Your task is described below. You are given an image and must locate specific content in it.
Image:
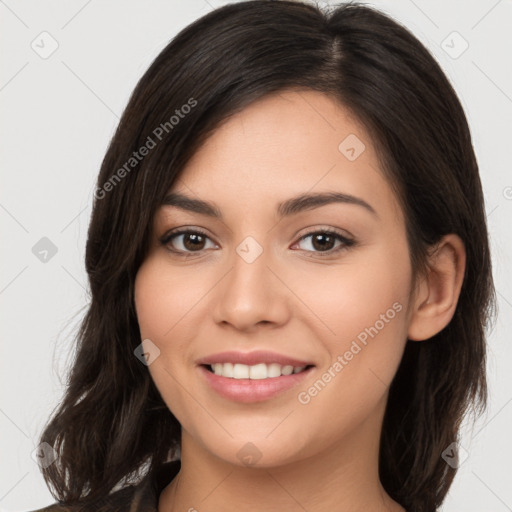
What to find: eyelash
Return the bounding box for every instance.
[159,227,356,258]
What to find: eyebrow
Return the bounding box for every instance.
[160,191,378,219]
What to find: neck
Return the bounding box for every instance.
[158,398,405,512]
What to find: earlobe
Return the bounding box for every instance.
[407,234,466,341]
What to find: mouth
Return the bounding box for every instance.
[201,362,315,380]
[198,363,316,403]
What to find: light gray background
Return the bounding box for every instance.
[1,0,511,510]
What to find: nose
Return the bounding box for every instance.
[212,241,291,333]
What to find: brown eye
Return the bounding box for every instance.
[160,229,216,255]
[294,230,355,257]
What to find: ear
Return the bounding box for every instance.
[408,234,466,341]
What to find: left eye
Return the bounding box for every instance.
[160,229,354,257]
[294,230,354,255]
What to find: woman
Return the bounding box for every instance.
[30,1,496,511]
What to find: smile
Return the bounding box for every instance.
[206,362,312,379]
[199,364,315,403]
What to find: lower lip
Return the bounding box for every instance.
[198,365,314,403]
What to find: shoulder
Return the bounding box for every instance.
[26,505,69,512]
[25,484,140,512]
[26,460,181,512]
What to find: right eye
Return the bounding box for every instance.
[159,228,218,256]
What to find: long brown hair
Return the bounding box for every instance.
[38,1,496,510]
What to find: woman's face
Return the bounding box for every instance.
[134,89,415,468]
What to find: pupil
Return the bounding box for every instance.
[184,234,204,251]
[313,234,333,251]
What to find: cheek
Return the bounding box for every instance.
[135,257,202,342]
[134,257,192,390]
[134,257,195,418]
[293,238,411,391]
[134,260,166,338]
[134,256,219,388]
[291,247,411,436]
[355,250,411,372]
[292,240,411,343]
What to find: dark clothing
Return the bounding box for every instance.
[28,460,181,512]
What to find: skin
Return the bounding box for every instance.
[134,89,466,512]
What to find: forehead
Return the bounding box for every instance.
[166,89,403,224]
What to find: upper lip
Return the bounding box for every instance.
[196,350,315,368]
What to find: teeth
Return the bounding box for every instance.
[210,362,307,379]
